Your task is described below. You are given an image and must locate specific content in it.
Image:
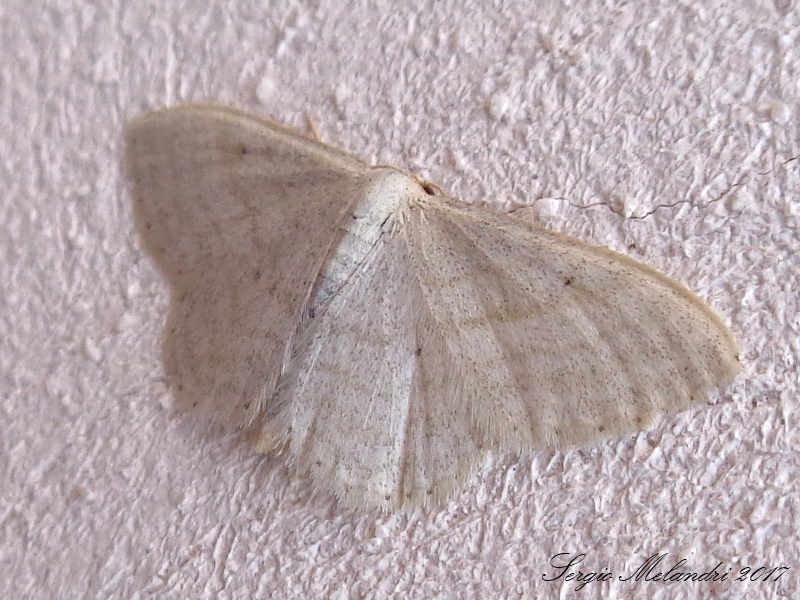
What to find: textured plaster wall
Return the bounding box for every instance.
[2,1,799,598]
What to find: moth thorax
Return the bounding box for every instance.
[309,168,422,314]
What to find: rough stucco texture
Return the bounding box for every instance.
[2,0,799,598]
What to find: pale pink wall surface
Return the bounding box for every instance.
[2,1,798,598]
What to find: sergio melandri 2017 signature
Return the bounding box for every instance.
[543,552,790,591]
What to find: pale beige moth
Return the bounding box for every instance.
[125,105,740,511]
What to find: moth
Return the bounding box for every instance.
[125,104,740,511]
